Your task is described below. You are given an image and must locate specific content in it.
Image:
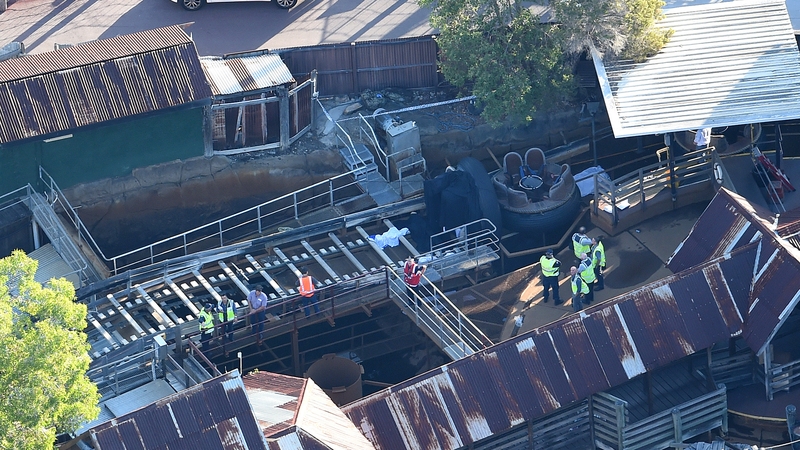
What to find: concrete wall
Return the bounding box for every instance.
[0,107,204,194]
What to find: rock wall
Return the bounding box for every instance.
[67,149,343,256]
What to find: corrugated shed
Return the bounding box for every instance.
[342,251,754,450]
[0,25,211,145]
[671,187,800,354]
[89,371,268,450]
[594,0,800,138]
[243,372,374,450]
[668,188,773,272]
[201,54,295,96]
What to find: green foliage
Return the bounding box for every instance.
[619,0,673,62]
[422,0,670,124]
[0,251,99,450]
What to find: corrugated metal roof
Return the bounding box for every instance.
[594,0,800,138]
[0,25,212,145]
[201,54,295,96]
[243,372,374,450]
[668,188,774,272]
[89,371,269,450]
[669,186,800,356]
[342,251,755,450]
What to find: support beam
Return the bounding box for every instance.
[356,226,397,268]
[244,255,288,297]
[301,240,341,282]
[328,232,368,274]
[165,278,201,317]
[273,247,302,277]
[135,286,175,328]
[106,294,147,337]
[192,270,222,303]
[88,315,119,349]
[218,261,253,297]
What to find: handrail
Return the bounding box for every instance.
[386,267,492,358]
[358,113,390,179]
[316,98,372,173]
[592,148,717,225]
[421,218,499,276]
[39,166,369,275]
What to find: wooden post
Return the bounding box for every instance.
[615,400,626,449]
[706,347,716,390]
[645,372,654,415]
[0,0,6,13]
[667,133,678,203]
[719,384,728,435]
[292,328,301,377]
[671,408,682,446]
[203,104,214,158]
[588,396,597,450]
[278,86,290,152]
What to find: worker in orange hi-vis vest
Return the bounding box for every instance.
[297,268,321,318]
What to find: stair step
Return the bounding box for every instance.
[357,171,401,205]
[340,144,375,171]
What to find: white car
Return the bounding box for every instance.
[173,0,297,11]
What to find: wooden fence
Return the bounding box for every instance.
[592,385,728,450]
[472,400,592,449]
[275,36,439,96]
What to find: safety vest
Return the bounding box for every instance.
[199,310,214,333]
[573,233,591,258]
[571,273,589,295]
[593,241,606,267]
[580,259,596,284]
[299,276,315,298]
[218,301,235,322]
[540,255,559,277]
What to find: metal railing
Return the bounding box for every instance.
[358,113,390,179]
[759,358,800,400]
[422,218,500,277]
[386,268,492,359]
[593,384,727,450]
[39,166,368,276]
[316,99,374,174]
[593,149,716,227]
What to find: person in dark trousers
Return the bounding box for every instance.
[572,226,592,259]
[570,266,588,313]
[579,252,596,304]
[403,256,426,298]
[247,285,268,343]
[198,303,215,351]
[297,268,320,317]
[539,249,561,304]
[591,236,606,291]
[217,294,236,342]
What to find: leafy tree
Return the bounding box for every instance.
[421,0,671,124]
[0,251,99,450]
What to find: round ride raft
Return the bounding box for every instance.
[491,148,581,233]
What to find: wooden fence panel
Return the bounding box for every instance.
[277,36,438,96]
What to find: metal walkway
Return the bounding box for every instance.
[79,206,499,398]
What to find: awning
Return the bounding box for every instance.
[594,0,800,138]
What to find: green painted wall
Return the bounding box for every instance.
[0,107,205,194]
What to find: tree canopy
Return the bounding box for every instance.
[0,250,99,450]
[420,0,671,125]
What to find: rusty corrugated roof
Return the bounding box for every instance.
[342,248,756,450]
[668,188,775,272]
[243,372,374,450]
[201,54,295,96]
[89,371,269,450]
[0,25,212,145]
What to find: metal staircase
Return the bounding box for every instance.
[386,269,492,359]
[6,182,104,285]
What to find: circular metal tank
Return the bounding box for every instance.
[306,354,363,406]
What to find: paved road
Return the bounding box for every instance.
[0,0,435,56]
